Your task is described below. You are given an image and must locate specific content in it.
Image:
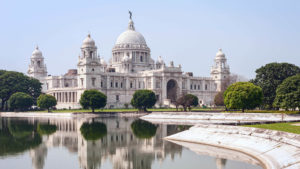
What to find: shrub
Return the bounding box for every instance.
[224,82,263,112]
[80,90,107,113]
[8,92,33,111]
[37,94,57,112]
[131,90,156,112]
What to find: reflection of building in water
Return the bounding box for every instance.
[30,142,47,169]
[216,158,227,169]
[18,117,182,169]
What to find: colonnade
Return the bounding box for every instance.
[52,92,77,103]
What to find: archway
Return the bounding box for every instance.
[167,79,178,103]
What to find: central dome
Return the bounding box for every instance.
[115,30,146,45]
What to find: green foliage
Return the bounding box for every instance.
[214,91,224,106]
[244,123,300,135]
[131,119,157,139]
[224,82,263,112]
[273,74,300,110]
[80,122,107,141]
[0,70,42,110]
[130,90,156,112]
[251,63,300,109]
[8,92,33,111]
[37,124,57,135]
[176,94,199,111]
[0,120,41,157]
[80,90,107,113]
[37,94,57,112]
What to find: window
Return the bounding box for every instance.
[90,51,93,57]
[116,95,119,101]
[194,85,196,90]
[138,82,141,88]
[101,81,103,87]
[190,85,193,90]
[37,61,41,67]
[92,78,96,86]
[111,82,113,88]
[156,95,159,101]
[205,84,208,90]
[115,82,118,88]
[92,68,94,72]
[156,82,160,88]
[121,82,123,88]
[198,85,200,90]
[130,82,133,88]
[81,78,84,86]
[140,56,143,62]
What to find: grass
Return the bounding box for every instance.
[225,110,299,114]
[244,122,300,134]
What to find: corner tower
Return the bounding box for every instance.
[110,11,154,73]
[27,46,47,80]
[211,49,230,91]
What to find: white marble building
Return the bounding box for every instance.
[27,13,230,109]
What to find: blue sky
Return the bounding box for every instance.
[0,0,299,79]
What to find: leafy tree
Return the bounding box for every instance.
[176,94,198,111]
[131,119,157,139]
[131,90,156,112]
[224,82,263,112]
[80,122,107,141]
[37,94,57,112]
[37,124,57,135]
[251,63,300,109]
[0,70,42,110]
[273,74,300,110]
[80,89,107,113]
[214,91,224,106]
[8,92,33,111]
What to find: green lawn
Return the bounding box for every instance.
[225,110,299,114]
[244,123,300,134]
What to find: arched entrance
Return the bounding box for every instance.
[167,79,178,103]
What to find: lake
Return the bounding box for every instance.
[0,116,263,169]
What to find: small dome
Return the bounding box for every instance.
[82,34,95,48]
[31,46,43,58]
[216,48,225,58]
[100,58,107,65]
[157,56,164,64]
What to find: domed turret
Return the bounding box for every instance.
[31,46,43,58]
[82,34,95,48]
[215,48,225,58]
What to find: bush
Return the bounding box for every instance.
[131,120,157,139]
[80,90,107,113]
[8,92,33,111]
[37,94,57,112]
[131,90,156,112]
[224,82,263,112]
[176,94,198,111]
[273,74,300,110]
[80,122,107,141]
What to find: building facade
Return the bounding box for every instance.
[27,14,230,109]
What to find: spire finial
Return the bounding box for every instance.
[36,45,39,50]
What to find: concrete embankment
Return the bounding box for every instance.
[141,112,300,125]
[165,124,300,169]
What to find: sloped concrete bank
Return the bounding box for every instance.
[141,112,300,125]
[165,124,300,169]
[0,112,98,118]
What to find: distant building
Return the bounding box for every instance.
[28,13,230,109]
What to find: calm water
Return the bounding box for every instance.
[0,116,263,169]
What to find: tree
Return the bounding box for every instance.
[273,74,300,110]
[224,82,263,112]
[8,92,33,111]
[80,90,107,113]
[131,90,156,112]
[251,63,300,109]
[80,122,107,141]
[131,120,157,139]
[214,91,224,106]
[37,94,57,112]
[176,94,198,111]
[0,70,42,110]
